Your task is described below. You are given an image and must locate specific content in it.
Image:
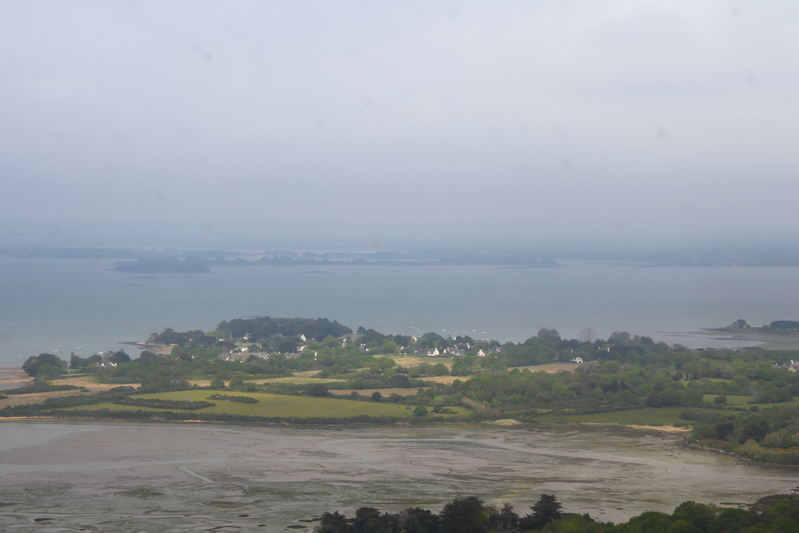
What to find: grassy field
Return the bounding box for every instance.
[63,390,469,418]
[703,393,753,405]
[52,375,137,391]
[703,394,799,409]
[391,355,453,368]
[420,376,463,384]
[0,389,87,408]
[513,363,578,373]
[247,375,344,385]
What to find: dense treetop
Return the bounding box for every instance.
[316,493,799,533]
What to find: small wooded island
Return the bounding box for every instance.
[713,318,799,341]
[113,257,211,273]
[5,316,799,468]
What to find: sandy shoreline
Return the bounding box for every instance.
[701,328,799,349]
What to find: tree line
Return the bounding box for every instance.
[314,493,799,533]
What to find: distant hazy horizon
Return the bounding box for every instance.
[3,224,799,269]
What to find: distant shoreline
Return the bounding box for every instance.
[704,327,799,348]
[0,368,30,391]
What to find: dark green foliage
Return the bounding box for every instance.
[519,494,564,531]
[671,501,715,532]
[690,404,799,464]
[315,493,799,533]
[22,353,66,377]
[318,511,350,533]
[0,386,136,412]
[217,316,352,342]
[110,350,131,364]
[148,328,208,346]
[207,394,258,404]
[70,352,102,370]
[113,398,214,410]
[487,503,519,531]
[439,496,489,533]
[5,380,79,395]
[770,321,799,331]
[306,384,330,397]
[278,336,302,354]
[351,507,397,532]
[752,384,793,403]
[399,508,439,533]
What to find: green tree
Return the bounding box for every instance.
[626,511,673,532]
[520,494,564,531]
[664,519,702,533]
[227,376,245,390]
[110,350,131,364]
[352,507,396,533]
[414,406,428,416]
[399,507,439,533]
[307,383,330,397]
[371,391,382,402]
[439,496,489,533]
[487,503,519,531]
[671,501,716,532]
[278,336,301,354]
[318,511,351,533]
[537,328,562,348]
[22,353,65,377]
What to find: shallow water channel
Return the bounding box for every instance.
[0,422,798,532]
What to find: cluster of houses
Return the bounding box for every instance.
[426,347,466,357]
[218,332,591,366]
[775,360,799,372]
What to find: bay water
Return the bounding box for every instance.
[2,256,799,367]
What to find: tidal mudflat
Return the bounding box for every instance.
[0,422,797,532]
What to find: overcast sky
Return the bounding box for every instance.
[1,1,798,250]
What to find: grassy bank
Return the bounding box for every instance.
[62,389,468,419]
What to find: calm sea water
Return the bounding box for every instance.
[2,256,799,367]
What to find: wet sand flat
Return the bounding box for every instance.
[0,368,29,392]
[0,422,798,531]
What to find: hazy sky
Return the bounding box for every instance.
[1,1,798,249]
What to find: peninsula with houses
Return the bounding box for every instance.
[3,316,799,467]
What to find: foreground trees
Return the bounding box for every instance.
[316,493,799,532]
[439,497,489,533]
[518,494,564,531]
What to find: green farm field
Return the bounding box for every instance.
[703,393,753,405]
[703,394,799,408]
[64,390,469,419]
